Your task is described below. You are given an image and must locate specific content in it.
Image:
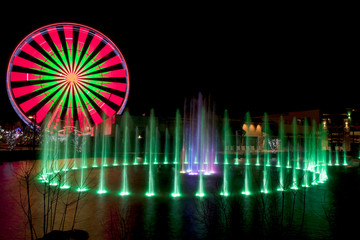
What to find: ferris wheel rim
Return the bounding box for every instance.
[6,22,130,133]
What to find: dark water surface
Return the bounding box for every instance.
[1,160,359,239]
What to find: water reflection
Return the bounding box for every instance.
[0,161,359,239]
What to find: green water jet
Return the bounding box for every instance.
[60,128,71,189]
[164,128,169,165]
[223,110,231,165]
[146,109,156,197]
[133,126,140,165]
[242,165,251,195]
[277,116,285,191]
[119,165,130,196]
[172,110,182,197]
[221,110,231,196]
[77,134,89,192]
[92,128,99,168]
[97,129,108,194]
[245,112,251,166]
[113,125,120,166]
[261,113,270,194]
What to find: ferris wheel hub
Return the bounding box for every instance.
[66,72,79,84]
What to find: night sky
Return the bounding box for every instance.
[0,4,357,124]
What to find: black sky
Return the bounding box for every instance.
[0,4,357,124]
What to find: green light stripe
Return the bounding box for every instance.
[78,82,111,100]
[74,43,81,70]
[78,48,91,67]
[23,76,62,82]
[31,81,64,93]
[33,83,66,108]
[48,84,68,109]
[80,80,114,94]
[80,52,100,73]
[66,42,73,71]
[57,85,70,117]
[43,46,66,72]
[80,71,111,78]
[76,85,98,115]
[53,43,68,71]
[74,85,90,124]
[29,67,61,76]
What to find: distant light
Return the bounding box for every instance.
[196,192,205,197]
[145,192,155,197]
[119,191,130,196]
[97,189,107,194]
[220,192,229,196]
[77,187,88,192]
[171,193,181,198]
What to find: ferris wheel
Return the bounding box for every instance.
[6,23,130,133]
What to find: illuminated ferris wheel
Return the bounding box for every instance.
[6,23,129,133]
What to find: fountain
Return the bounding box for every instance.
[119,112,130,196]
[77,134,89,192]
[36,103,340,200]
[261,113,270,194]
[145,109,156,197]
[277,116,285,191]
[97,129,108,194]
[182,93,217,175]
[171,109,182,197]
[221,110,231,196]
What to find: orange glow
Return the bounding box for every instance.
[66,73,79,84]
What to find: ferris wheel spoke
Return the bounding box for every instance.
[76,41,107,74]
[25,84,68,117]
[11,78,63,89]
[42,31,70,73]
[11,65,61,78]
[56,26,71,69]
[29,40,67,75]
[46,85,72,120]
[80,63,124,78]
[74,31,94,73]
[17,50,65,76]
[80,80,125,97]
[77,82,120,110]
[73,85,95,126]
[81,77,126,83]
[53,85,72,120]
[75,85,107,120]
[72,27,80,72]
[71,87,79,126]
[15,81,65,106]
[77,50,117,76]
[59,87,72,120]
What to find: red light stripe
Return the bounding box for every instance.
[19,94,44,113]
[47,27,63,54]
[101,82,126,92]
[13,85,43,98]
[10,72,46,81]
[20,42,48,62]
[63,25,73,49]
[85,33,103,60]
[12,55,40,70]
[32,33,54,58]
[97,55,122,68]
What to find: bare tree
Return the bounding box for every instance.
[104,205,131,240]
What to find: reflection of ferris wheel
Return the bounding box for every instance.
[6,23,130,133]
